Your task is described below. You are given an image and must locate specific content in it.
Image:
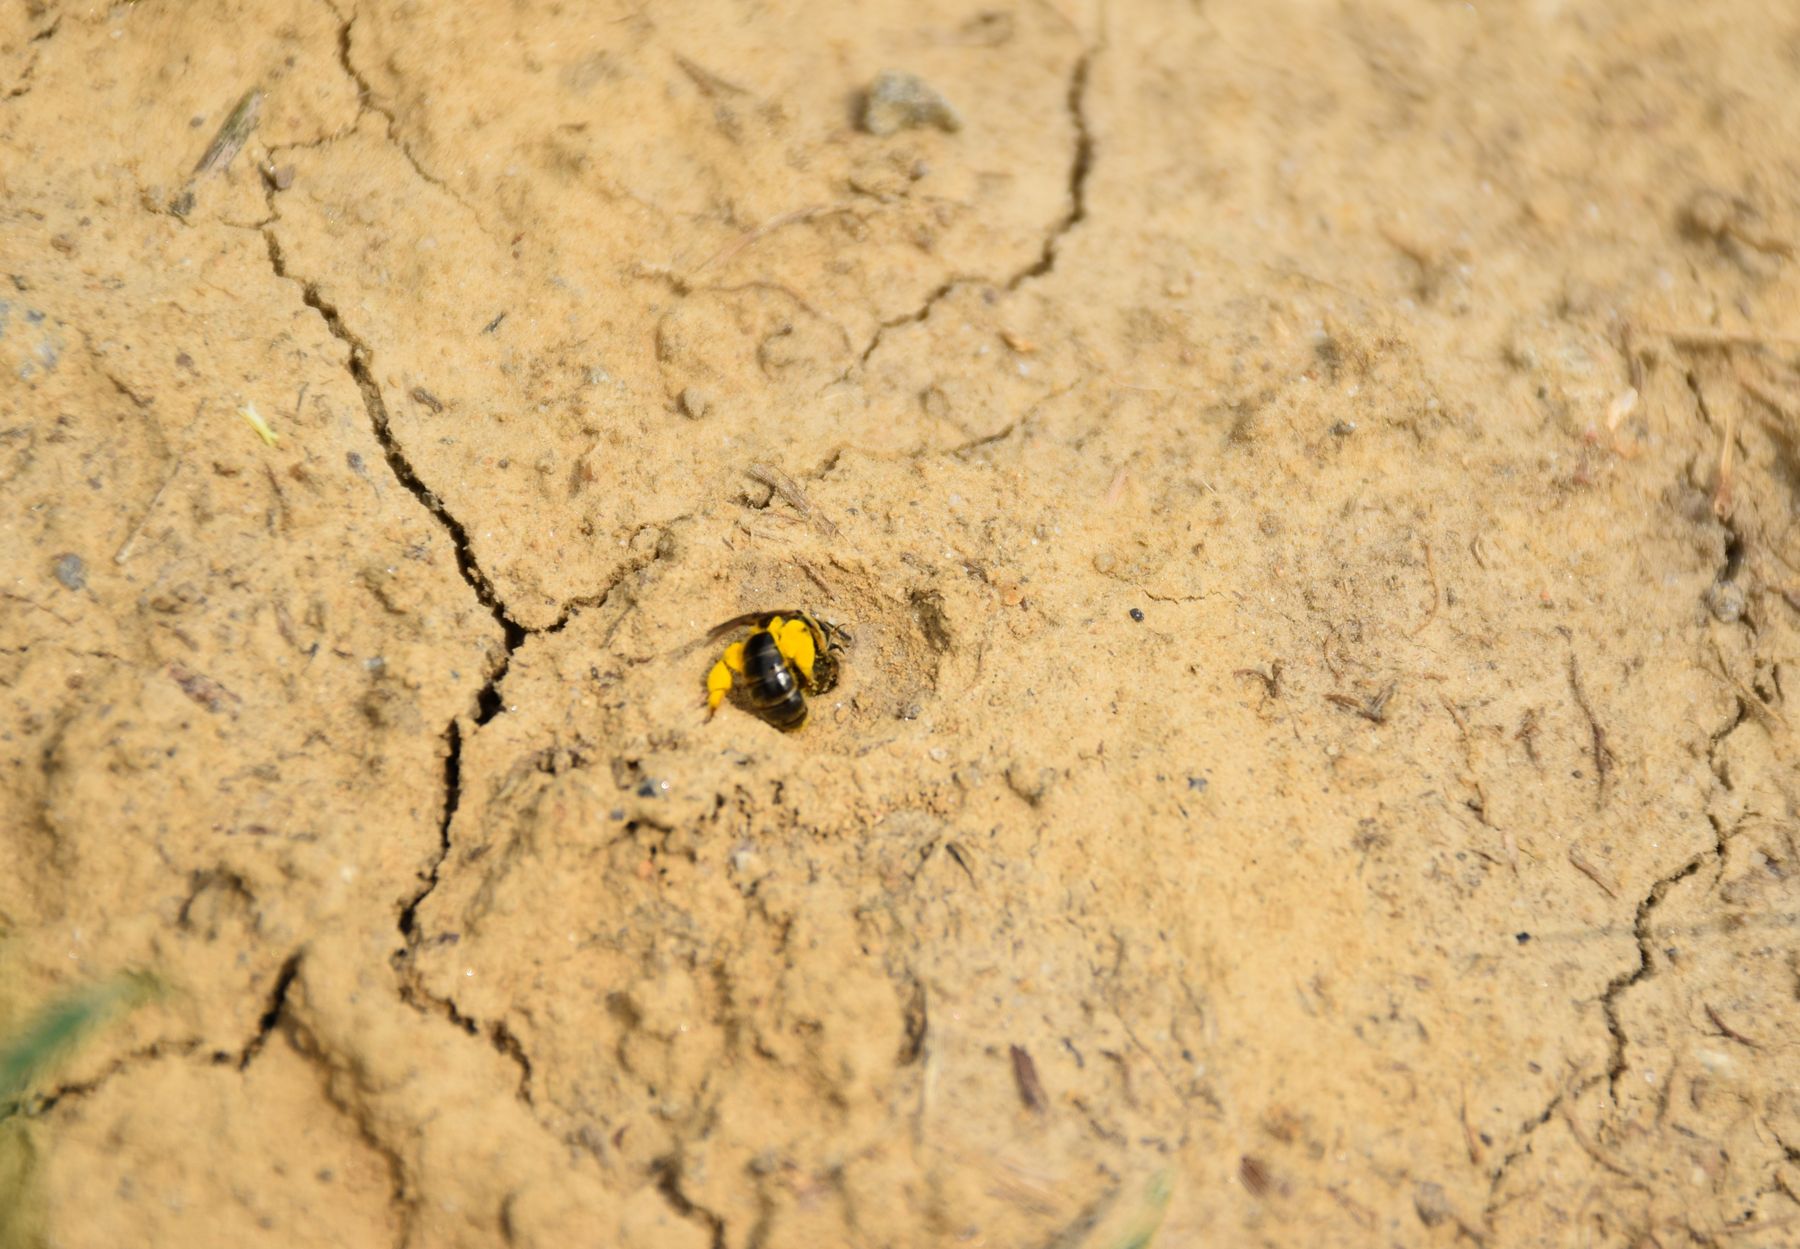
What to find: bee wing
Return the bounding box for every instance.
[663,612,763,662]
[704,609,802,642]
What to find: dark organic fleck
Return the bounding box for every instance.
[167,662,241,714]
[191,90,261,178]
[53,552,87,590]
[1515,932,1531,944]
[1186,775,1207,792]
[1239,1155,1271,1197]
[1009,1044,1046,1113]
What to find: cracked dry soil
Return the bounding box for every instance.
[3,1,1800,1246]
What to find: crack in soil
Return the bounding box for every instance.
[1595,695,1743,1098]
[1488,636,1763,1222]
[1005,46,1095,292]
[855,43,1098,368]
[326,4,484,226]
[654,1154,728,1249]
[10,1040,201,1122]
[259,209,539,1123]
[385,719,535,1106]
[1598,854,1708,1098]
[388,549,650,977]
[258,227,528,728]
[1482,1073,1605,1221]
[490,1019,535,1106]
[396,720,462,944]
[237,949,303,1070]
[1485,1085,1566,1192]
[11,947,301,1117]
[856,277,963,366]
[1487,685,1751,1210]
[392,968,538,1109]
[382,722,542,1105]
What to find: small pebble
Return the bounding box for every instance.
[1705,580,1745,623]
[1413,1182,1451,1229]
[1129,607,1144,622]
[861,71,962,137]
[678,386,712,420]
[1681,189,1734,239]
[53,553,86,591]
[1515,932,1532,944]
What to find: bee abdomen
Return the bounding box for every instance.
[740,631,809,730]
[758,692,808,730]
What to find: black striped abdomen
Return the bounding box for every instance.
[740,630,808,730]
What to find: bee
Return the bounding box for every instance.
[704,610,848,730]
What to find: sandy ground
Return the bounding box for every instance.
[3,0,1799,1245]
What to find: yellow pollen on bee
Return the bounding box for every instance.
[773,617,817,683]
[705,640,747,714]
